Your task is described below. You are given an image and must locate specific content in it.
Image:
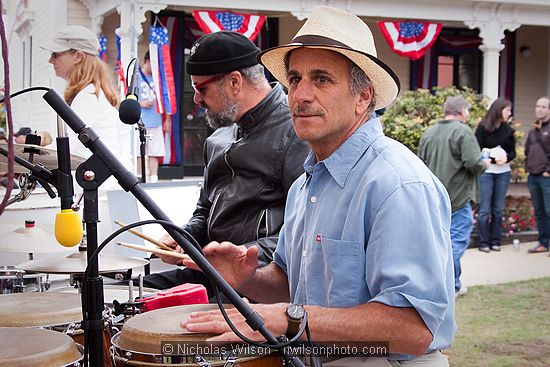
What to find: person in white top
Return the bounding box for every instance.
[41,25,133,189]
[475,98,516,252]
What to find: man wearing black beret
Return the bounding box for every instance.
[143,31,309,296]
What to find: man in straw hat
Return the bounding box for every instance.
[182,7,455,366]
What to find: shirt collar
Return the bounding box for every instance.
[304,114,384,188]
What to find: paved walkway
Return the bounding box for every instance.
[461,241,550,287]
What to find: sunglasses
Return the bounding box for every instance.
[191,74,226,96]
[49,50,75,59]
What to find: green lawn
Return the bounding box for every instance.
[446,277,550,366]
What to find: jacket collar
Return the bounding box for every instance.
[237,83,286,132]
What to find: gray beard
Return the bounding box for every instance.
[206,109,237,129]
[204,90,239,129]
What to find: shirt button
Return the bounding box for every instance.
[310,196,317,203]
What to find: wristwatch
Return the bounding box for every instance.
[285,303,305,338]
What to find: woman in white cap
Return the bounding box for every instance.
[41,25,132,177]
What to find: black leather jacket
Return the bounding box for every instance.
[183,84,310,266]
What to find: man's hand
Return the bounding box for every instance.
[157,233,185,265]
[182,241,259,290]
[181,301,288,343]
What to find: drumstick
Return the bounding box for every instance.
[114,220,173,252]
[117,241,192,262]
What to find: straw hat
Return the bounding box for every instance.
[258,6,400,110]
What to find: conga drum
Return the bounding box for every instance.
[111,304,282,366]
[0,292,113,366]
[51,284,159,308]
[0,327,83,366]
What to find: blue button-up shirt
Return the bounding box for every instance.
[274,116,456,359]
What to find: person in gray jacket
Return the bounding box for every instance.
[525,96,550,254]
[143,32,309,295]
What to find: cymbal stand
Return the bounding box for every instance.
[0,147,56,207]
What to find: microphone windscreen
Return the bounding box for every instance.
[55,209,83,247]
[119,98,142,125]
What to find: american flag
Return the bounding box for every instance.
[98,35,107,61]
[149,24,177,115]
[378,21,442,60]
[192,10,265,41]
[114,31,126,94]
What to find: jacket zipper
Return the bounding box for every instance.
[256,208,270,239]
[223,134,244,180]
[207,193,221,240]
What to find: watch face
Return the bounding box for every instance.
[288,304,305,319]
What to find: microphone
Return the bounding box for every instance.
[54,135,83,247]
[119,58,142,125]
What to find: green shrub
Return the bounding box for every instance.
[381,86,488,153]
[381,86,529,182]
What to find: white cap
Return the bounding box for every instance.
[41,25,100,56]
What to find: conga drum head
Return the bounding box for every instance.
[115,304,219,354]
[0,327,82,366]
[0,292,81,327]
[112,304,282,366]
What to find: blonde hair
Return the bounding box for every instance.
[64,51,119,107]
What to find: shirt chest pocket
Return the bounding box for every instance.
[313,237,362,307]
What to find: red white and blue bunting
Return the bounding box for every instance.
[377,21,442,60]
[192,10,265,41]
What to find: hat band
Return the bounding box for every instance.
[291,35,351,49]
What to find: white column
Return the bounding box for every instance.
[116,0,167,173]
[116,0,168,74]
[466,19,519,102]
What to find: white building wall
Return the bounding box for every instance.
[68,0,91,27]
[7,0,67,139]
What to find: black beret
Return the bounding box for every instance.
[186,31,260,76]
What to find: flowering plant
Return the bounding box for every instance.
[473,196,535,235]
[502,196,535,235]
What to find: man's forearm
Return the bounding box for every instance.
[306,302,433,356]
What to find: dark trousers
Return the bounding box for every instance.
[477,171,511,247]
[528,174,550,247]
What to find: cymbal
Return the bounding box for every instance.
[0,221,69,253]
[16,251,149,274]
[0,142,86,173]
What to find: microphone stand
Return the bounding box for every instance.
[43,89,306,367]
[137,120,147,184]
[76,155,106,367]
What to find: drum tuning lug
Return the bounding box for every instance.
[194,355,212,367]
[223,353,237,367]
